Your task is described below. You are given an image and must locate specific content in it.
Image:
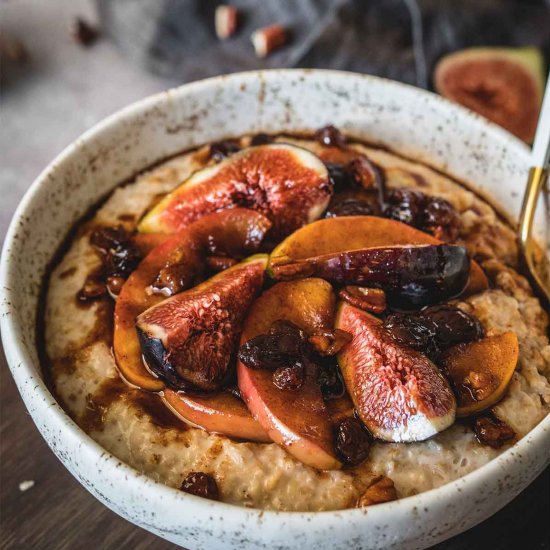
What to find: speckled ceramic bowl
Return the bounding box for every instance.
[1,70,549,549]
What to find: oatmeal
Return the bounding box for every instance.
[43,132,550,511]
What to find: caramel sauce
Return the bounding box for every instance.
[80,376,188,433]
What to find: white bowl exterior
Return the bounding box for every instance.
[1,70,549,549]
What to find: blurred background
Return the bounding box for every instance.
[1,1,549,548]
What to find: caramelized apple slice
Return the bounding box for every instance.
[137,255,267,391]
[237,278,342,470]
[138,144,331,238]
[114,209,271,391]
[270,216,488,297]
[162,389,271,442]
[271,244,470,309]
[336,302,456,442]
[441,332,519,416]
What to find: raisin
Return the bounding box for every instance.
[106,275,125,297]
[180,472,219,500]
[317,357,346,399]
[315,125,346,148]
[325,163,356,192]
[474,414,515,448]
[238,320,307,371]
[103,242,142,278]
[272,364,305,390]
[384,188,425,227]
[91,225,142,278]
[250,133,273,146]
[90,225,129,252]
[422,197,461,242]
[384,304,484,360]
[384,188,461,242]
[325,193,374,218]
[208,139,240,162]
[334,417,371,466]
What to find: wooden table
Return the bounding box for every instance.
[1,343,548,549]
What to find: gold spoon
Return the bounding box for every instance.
[518,74,550,309]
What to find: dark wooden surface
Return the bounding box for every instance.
[1,344,548,550]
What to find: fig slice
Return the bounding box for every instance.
[336,302,456,442]
[162,389,271,442]
[271,244,470,309]
[114,209,271,391]
[270,216,488,297]
[137,254,268,392]
[237,278,342,470]
[434,47,545,143]
[138,144,331,238]
[441,332,519,417]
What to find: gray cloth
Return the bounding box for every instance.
[97,0,550,88]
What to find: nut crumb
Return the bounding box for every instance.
[215,5,238,40]
[357,476,397,507]
[18,480,35,492]
[251,24,287,58]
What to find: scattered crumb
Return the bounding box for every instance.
[18,480,35,492]
[70,18,99,47]
[251,24,288,58]
[215,5,238,40]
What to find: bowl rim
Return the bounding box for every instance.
[1,68,548,530]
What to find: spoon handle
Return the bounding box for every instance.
[531,74,550,169]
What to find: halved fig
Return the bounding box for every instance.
[138,144,331,238]
[162,389,271,442]
[271,244,470,309]
[434,47,545,143]
[441,332,519,417]
[137,255,267,391]
[114,209,271,391]
[237,278,342,470]
[270,216,488,297]
[336,302,456,442]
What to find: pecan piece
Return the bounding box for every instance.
[309,329,352,356]
[215,5,238,40]
[338,286,386,314]
[357,476,398,507]
[251,24,287,58]
[474,414,515,449]
[180,472,219,500]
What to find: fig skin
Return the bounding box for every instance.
[271,244,470,309]
[137,255,267,392]
[162,389,271,442]
[138,144,331,238]
[336,302,456,442]
[114,209,271,391]
[269,216,488,298]
[441,332,519,417]
[434,47,544,143]
[237,278,342,470]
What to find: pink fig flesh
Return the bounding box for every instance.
[139,144,331,238]
[137,255,267,391]
[336,302,456,442]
